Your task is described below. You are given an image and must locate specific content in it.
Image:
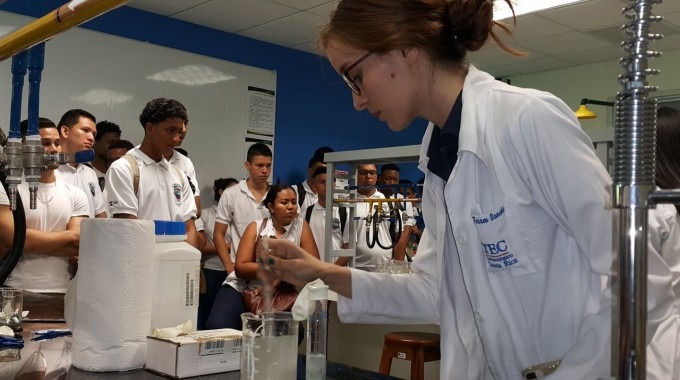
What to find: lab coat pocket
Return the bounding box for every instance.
[472,200,541,275]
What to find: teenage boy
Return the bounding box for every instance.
[105,98,198,248]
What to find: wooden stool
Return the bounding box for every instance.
[378,331,441,380]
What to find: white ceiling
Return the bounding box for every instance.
[127,0,680,77]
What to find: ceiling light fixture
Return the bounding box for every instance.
[493,0,589,21]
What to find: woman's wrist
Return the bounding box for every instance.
[319,263,352,298]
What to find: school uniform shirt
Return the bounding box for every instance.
[5,180,88,293]
[198,205,229,271]
[336,65,677,379]
[0,184,8,205]
[215,179,269,291]
[293,180,316,213]
[105,147,197,221]
[92,165,106,190]
[168,150,201,197]
[307,202,349,261]
[353,191,393,269]
[55,163,106,218]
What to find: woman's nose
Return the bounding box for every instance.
[352,92,367,111]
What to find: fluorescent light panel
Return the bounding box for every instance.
[494,0,589,20]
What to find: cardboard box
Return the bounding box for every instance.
[146,328,242,378]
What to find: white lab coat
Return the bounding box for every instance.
[337,65,677,379]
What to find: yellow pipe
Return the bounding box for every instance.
[333,198,421,204]
[0,0,129,62]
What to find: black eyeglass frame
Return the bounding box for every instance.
[342,50,374,95]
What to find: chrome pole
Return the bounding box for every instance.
[613,0,663,378]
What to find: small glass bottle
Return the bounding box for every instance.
[306,284,329,380]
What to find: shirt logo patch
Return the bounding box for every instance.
[481,239,518,269]
[173,183,182,203]
[88,182,96,197]
[331,217,340,230]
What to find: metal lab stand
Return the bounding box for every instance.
[323,145,421,266]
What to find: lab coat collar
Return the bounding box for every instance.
[419,65,494,175]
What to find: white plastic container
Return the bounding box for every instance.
[150,221,201,333]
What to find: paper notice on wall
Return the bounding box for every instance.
[247,86,275,137]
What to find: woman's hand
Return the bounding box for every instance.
[257,237,328,288]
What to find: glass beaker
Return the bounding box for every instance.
[0,288,23,329]
[240,312,298,380]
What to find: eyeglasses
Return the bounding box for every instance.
[342,50,374,96]
[358,170,377,176]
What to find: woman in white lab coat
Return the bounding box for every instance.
[260,0,677,378]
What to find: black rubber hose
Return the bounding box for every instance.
[0,191,25,284]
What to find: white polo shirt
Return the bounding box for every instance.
[197,205,228,271]
[105,147,197,221]
[215,179,269,291]
[306,203,349,262]
[0,185,8,205]
[168,150,200,197]
[5,180,88,293]
[293,180,316,212]
[55,163,106,217]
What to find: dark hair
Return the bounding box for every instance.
[108,139,134,151]
[20,117,56,138]
[312,166,328,178]
[213,177,238,202]
[320,0,522,68]
[139,98,188,127]
[308,146,334,168]
[261,184,296,213]
[95,120,122,141]
[381,163,400,174]
[247,143,273,162]
[175,147,188,157]
[656,107,680,212]
[58,109,96,135]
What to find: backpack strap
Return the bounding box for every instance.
[305,205,314,224]
[296,182,306,207]
[122,154,186,197]
[170,164,186,188]
[123,154,140,195]
[339,206,347,234]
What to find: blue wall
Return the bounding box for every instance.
[0,0,426,183]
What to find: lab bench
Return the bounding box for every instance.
[0,291,403,380]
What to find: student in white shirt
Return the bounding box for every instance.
[205,143,272,330]
[91,120,121,189]
[55,109,107,218]
[335,164,393,269]
[105,98,198,248]
[293,146,334,212]
[4,121,88,293]
[0,184,13,254]
[304,166,349,263]
[378,163,416,261]
[166,126,202,218]
[196,177,238,330]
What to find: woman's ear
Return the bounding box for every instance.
[400,47,418,64]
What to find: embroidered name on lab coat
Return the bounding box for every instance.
[472,206,519,269]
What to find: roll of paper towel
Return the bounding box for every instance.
[65,219,155,371]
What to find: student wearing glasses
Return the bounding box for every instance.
[259,0,677,378]
[335,164,393,269]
